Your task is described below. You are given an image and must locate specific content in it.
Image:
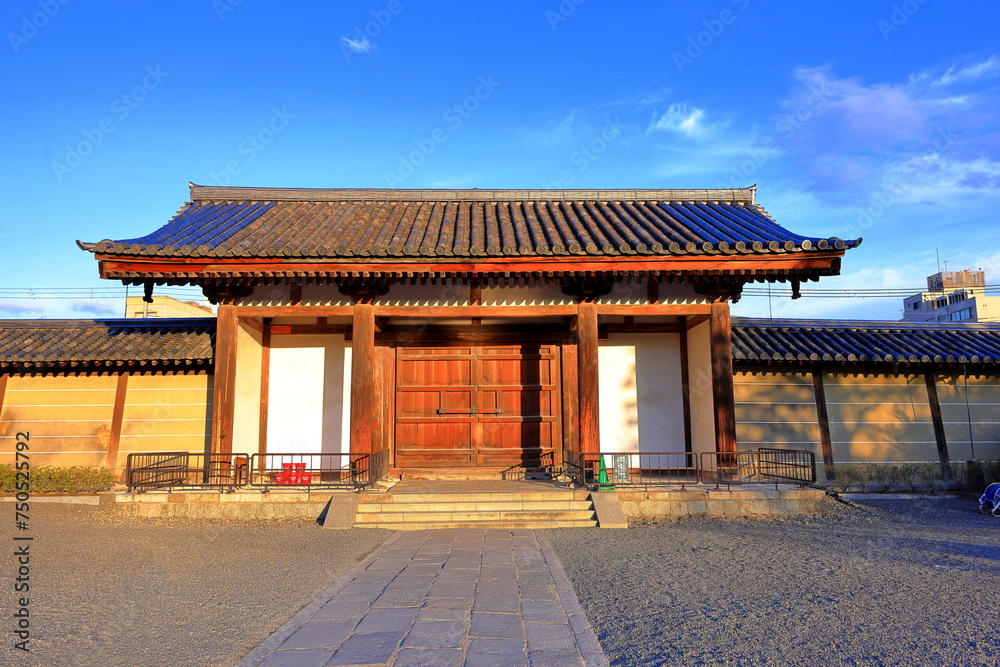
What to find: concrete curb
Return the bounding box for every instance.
[837,493,962,501]
[537,534,611,667]
[0,494,115,506]
[233,530,403,667]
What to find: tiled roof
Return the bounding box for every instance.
[732,318,1000,367]
[78,185,860,260]
[0,319,214,371]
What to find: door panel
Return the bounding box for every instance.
[394,344,560,467]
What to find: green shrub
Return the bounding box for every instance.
[915,462,944,493]
[827,463,867,493]
[0,466,118,494]
[895,463,922,492]
[866,463,902,493]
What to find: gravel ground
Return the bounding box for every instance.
[545,496,1000,667]
[1,504,390,667]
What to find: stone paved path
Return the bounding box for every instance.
[237,529,609,667]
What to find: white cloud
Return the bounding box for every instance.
[929,56,1000,87]
[341,36,374,54]
[650,103,710,136]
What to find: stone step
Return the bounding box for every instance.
[356,500,595,513]
[358,519,599,530]
[355,509,596,523]
[358,491,590,503]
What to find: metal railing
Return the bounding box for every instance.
[126,452,249,492]
[699,449,816,488]
[562,448,816,489]
[127,450,390,492]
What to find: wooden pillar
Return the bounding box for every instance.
[350,303,377,456]
[560,342,580,455]
[924,372,953,480]
[258,322,271,456]
[211,304,238,454]
[0,374,7,420]
[709,301,737,453]
[105,373,129,469]
[811,369,835,477]
[576,302,600,454]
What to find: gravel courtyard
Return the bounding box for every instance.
[546,497,1000,666]
[2,497,998,666]
[1,504,390,667]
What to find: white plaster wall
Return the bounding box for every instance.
[378,282,470,306]
[266,334,350,454]
[232,321,263,452]
[598,334,686,453]
[481,283,574,306]
[686,321,717,454]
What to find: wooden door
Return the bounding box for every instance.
[394,344,560,467]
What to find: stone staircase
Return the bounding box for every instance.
[353,490,598,530]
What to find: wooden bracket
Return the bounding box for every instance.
[559,277,614,302]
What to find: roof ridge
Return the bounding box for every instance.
[188,184,758,203]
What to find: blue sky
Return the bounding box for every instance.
[2,0,999,320]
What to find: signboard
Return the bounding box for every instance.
[613,454,630,482]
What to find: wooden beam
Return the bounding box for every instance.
[105,373,129,469]
[596,304,710,316]
[0,374,7,423]
[812,370,835,477]
[604,323,683,334]
[269,325,352,335]
[709,301,737,453]
[234,305,355,318]
[212,304,239,454]
[378,331,574,344]
[647,278,660,304]
[289,283,302,305]
[470,281,482,325]
[576,302,601,454]
[97,252,849,278]
[350,303,377,456]
[238,317,265,334]
[924,372,953,480]
[679,327,693,453]
[258,325,271,457]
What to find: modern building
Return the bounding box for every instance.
[902,269,1000,323]
[125,295,216,319]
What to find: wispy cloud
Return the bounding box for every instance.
[773,59,1000,203]
[649,102,711,136]
[0,300,46,317]
[341,36,374,54]
[68,299,118,316]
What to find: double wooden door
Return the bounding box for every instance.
[394,344,561,467]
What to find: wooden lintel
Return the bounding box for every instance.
[378,331,575,344]
[269,325,352,336]
[604,323,682,334]
[97,252,848,278]
[596,304,710,316]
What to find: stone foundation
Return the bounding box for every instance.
[615,486,827,518]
